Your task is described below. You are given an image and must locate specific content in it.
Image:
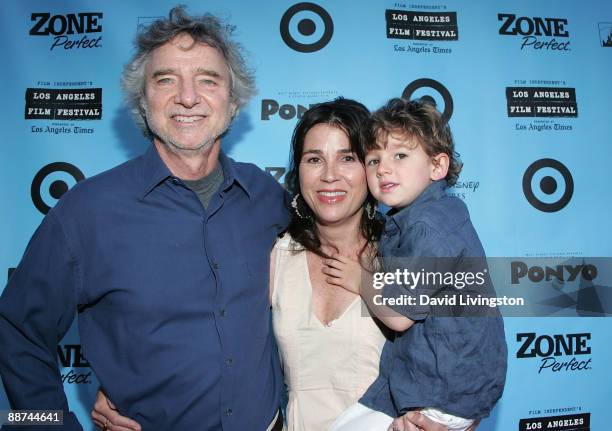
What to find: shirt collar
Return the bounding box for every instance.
[385,179,447,232]
[139,144,172,199]
[217,151,252,199]
[139,144,252,200]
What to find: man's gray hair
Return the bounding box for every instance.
[122,5,255,137]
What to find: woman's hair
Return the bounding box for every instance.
[367,97,462,186]
[122,5,255,138]
[285,97,383,259]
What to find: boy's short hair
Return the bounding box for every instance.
[367,97,462,186]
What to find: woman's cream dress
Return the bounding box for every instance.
[271,234,386,431]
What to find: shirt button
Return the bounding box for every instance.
[212,262,220,270]
[225,358,233,366]
[172,178,181,185]
[219,309,227,317]
[225,408,233,416]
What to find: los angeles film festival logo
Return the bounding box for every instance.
[519,411,590,431]
[498,13,570,51]
[25,86,102,134]
[506,80,577,133]
[29,12,103,51]
[386,5,458,54]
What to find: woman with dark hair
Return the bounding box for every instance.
[270,98,387,430]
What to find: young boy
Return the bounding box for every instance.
[329,98,507,431]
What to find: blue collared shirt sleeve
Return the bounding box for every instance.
[382,221,453,321]
[0,210,83,430]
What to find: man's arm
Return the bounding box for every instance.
[0,210,82,430]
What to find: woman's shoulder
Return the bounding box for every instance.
[274,232,305,251]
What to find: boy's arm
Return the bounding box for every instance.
[359,268,416,332]
[325,222,452,332]
[323,254,415,332]
[378,222,453,324]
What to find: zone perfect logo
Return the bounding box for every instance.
[58,344,93,384]
[29,12,103,51]
[515,332,592,374]
[498,14,570,51]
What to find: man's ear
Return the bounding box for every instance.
[431,153,449,181]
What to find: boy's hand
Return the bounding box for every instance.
[325,252,416,332]
[323,253,363,295]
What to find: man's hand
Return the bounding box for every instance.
[91,389,141,431]
[388,411,448,431]
[388,411,480,431]
[323,253,364,294]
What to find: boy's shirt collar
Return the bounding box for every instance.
[384,179,447,234]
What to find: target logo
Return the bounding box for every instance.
[280,3,333,53]
[402,78,453,123]
[31,162,85,214]
[522,158,573,212]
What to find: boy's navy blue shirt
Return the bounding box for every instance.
[360,180,507,419]
[0,145,289,430]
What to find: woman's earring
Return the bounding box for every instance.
[291,194,307,219]
[365,202,377,220]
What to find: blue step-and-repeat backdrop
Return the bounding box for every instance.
[1,1,611,429]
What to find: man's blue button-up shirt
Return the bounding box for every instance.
[0,145,289,430]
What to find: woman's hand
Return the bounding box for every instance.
[323,253,364,295]
[91,389,141,431]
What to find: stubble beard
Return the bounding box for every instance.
[144,103,233,157]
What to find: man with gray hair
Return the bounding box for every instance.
[0,6,287,430]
